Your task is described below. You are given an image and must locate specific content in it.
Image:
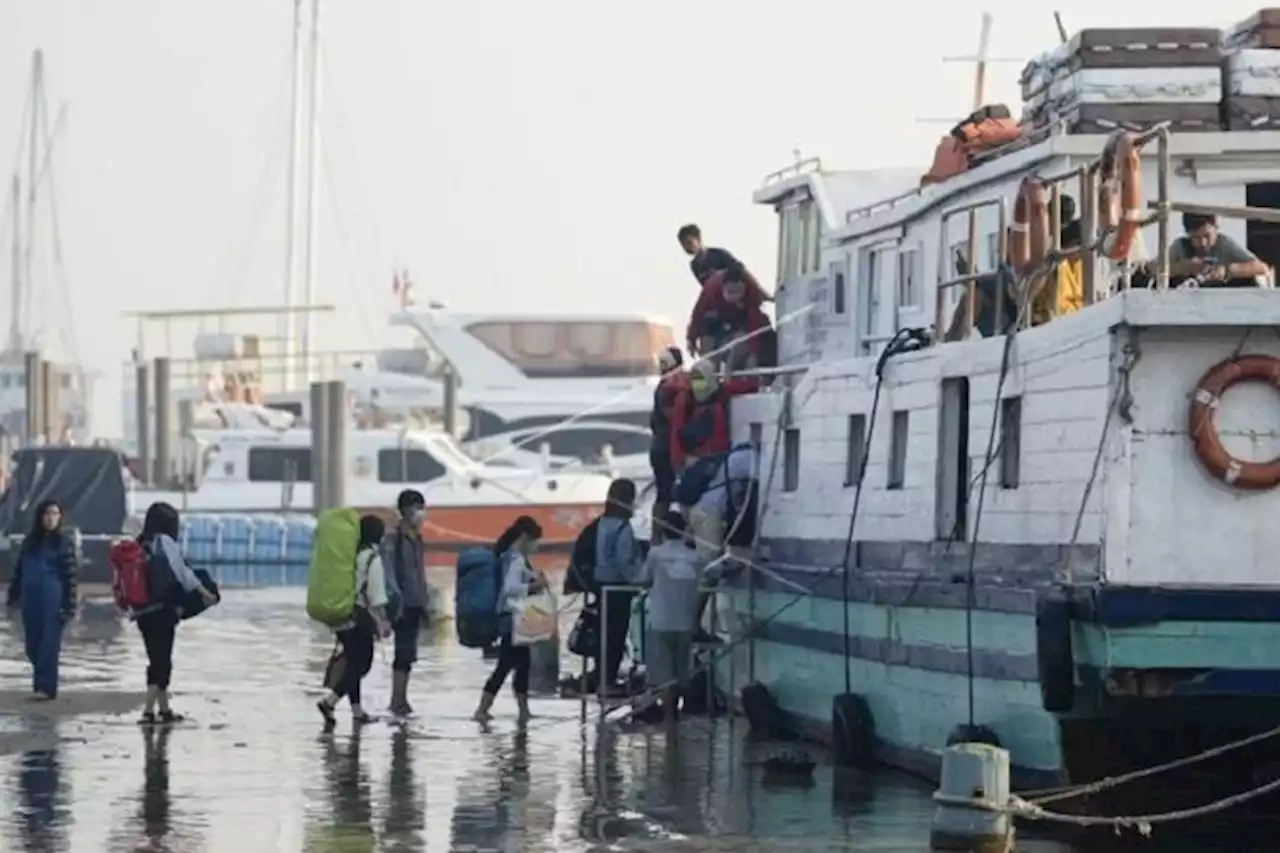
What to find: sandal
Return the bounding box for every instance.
[352,712,376,727]
[138,713,157,726]
[158,710,186,725]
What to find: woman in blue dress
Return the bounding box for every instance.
[5,500,80,700]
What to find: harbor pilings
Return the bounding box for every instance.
[38,359,57,441]
[23,351,42,445]
[154,357,172,488]
[325,379,347,509]
[135,361,151,484]
[309,380,330,516]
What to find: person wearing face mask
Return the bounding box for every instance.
[473,515,545,723]
[669,361,759,473]
[381,489,428,716]
[6,500,80,700]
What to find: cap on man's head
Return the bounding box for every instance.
[658,347,684,372]
[691,360,716,380]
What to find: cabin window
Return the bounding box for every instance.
[804,201,822,274]
[781,204,803,281]
[378,448,447,484]
[844,414,867,487]
[247,447,312,483]
[986,232,1002,270]
[887,410,909,490]
[831,260,847,315]
[860,248,881,340]
[1000,396,1022,489]
[749,421,764,449]
[896,248,920,309]
[782,428,801,492]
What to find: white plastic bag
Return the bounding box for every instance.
[512,591,558,646]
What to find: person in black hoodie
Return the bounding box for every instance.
[6,500,80,699]
[135,502,218,725]
[649,347,686,542]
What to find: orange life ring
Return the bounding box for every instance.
[1098,131,1143,261]
[1188,354,1280,491]
[1009,178,1049,273]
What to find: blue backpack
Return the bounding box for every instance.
[454,547,507,648]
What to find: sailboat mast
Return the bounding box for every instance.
[282,0,305,389]
[7,175,19,353]
[300,0,321,385]
[22,50,43,352]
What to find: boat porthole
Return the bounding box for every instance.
[469,478,481,489]
[547,480,558,491]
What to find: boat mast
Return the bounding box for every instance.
[7,175,19,353]
[300,0,322,385]
[20,50,44,353]
[282,0,305,389]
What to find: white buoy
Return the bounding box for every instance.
[930,743,1012,851]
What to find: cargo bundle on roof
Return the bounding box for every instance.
[1019,28,1223,133]
[1224,9,1280,130]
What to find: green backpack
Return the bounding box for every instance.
[306,507,362,627]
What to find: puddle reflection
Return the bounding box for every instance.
[0,590,1276,852]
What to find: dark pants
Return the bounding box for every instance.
[21,576,64,698]
[393,607,423,673]
[137,610,178,690]
[334,613,376,707]
[649,449,674,505]
[482,633,530,696]
[597,586,635,687]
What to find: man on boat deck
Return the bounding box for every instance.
[687,268,773,370]
[945,195,1084,340]
[677,223,773,297]
[1165,212,1269,288]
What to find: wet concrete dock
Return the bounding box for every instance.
[0,589,1271,852]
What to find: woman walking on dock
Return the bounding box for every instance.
[317,515,393,731]
[473,515,545,723]
[6,500,80,700]
[135,502,217,725]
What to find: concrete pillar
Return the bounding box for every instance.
[154,358,172,488]
[23,351,40,446]
[177,399,194,495]
[325,379,347,509]
[135,362,151,485]
[309,381,330,515]
[442,366,459,438]
[38,360,56,442]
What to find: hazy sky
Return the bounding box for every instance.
[0,0,1266,435]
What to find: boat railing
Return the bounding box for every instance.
[934,197,1010,339]
[935,122,1205,337]
[843,121,1070,228]
[760,156,823,188]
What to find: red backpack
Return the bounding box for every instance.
[109,539,152,612]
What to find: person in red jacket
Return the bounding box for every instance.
[687,269,774,370]
[669,360,757,473]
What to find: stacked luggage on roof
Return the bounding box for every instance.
[918,10,1280,189]
[1224,11,1280,130]
[1019,28,1222,133]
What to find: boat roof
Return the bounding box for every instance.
[759,129,1280,244]
[393,307,674,328]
